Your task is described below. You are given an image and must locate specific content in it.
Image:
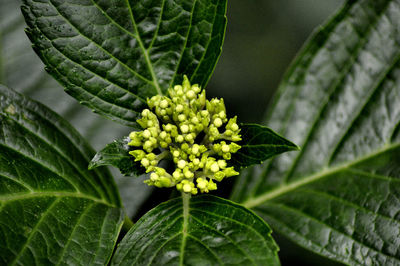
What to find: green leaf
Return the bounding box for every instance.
[0,85,124,265]
[89,136,145,176]
[21,0,228,127]
[230,123,299,168]
[232,0,400,265]
[0,0,151,219]
[112,194,280,266]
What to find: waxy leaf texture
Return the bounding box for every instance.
[232,0,400,264]
[22,0,227,127]
[113,195,280,266]
[0,86,123,265]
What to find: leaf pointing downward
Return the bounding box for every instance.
[232,0,400,265]
[21,0,228,127]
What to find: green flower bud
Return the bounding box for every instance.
[127,75,241,194]
[177,160,186,169]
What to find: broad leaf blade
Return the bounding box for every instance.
[89,136,145,176]
[21,0,228,127]
[112,195,280,266]
[232,0,400,265]
[0,85,123,265]
[0,0,151,219]
[230,123,299,168]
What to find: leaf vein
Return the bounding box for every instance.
[126,0,162,95]
[51,0,154,86]
[264,202,400,262]
[9,198,59,266]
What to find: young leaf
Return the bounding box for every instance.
[230,123,299,168]
[232,0,400,264]
[0,85,123,265]
[112,194,280,266]
[21,0,228,127]
[89,136,145,176]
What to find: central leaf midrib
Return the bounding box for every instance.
[169,0,197,89]
[242,142,400,208]
[126,0,162,96]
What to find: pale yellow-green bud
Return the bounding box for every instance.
[160,99,169,108]
[129,150,146,161]
[183,183,192,193]
[176,104,184,112]
[180,124,189,133]
[128,138,142,147]
[185,134,194,142]
[210,162,220,173]
[221,144,230,153]
[184,168,194,178]
[150,172,159,181]
[142,109,151,117]
[214,171,225,182]
[159,131,167,139]
[223,167,239,177]
[177,160,186,169]
[229,142,241,153]
[218,160,227,169]
[186,89,195,99]
[197,178,207,190]
[173,170,182,180]
[178,114,186,122]
[208,179,217,191]
[213,118,223,127]
[143,129,151,138]
[231,123,239,131]
[141,158,150,167]
[128,75,241,194]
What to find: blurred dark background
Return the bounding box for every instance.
[0,0,344,265]
[208,0,344,124]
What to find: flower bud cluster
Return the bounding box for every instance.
[128,76,241,194]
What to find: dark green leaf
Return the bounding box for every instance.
[112,194,280,266]
[0,85,123,265]
[0,0,151,219]
[231,123,299,168]
[232,0,400,265]
[21,0,228,127]
[89,136,145,176]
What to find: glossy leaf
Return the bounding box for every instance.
[230,123,299,168]
[89,136,145,176]
[0,0,151,219]
[0,85,124,265]
[232,0,400,265]
[112,194,280,266]
[21,0,228,127]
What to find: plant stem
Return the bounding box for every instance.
[180,192,191,265]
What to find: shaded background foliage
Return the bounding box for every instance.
[0,0,344,265]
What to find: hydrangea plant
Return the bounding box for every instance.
[1,0,400,265]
